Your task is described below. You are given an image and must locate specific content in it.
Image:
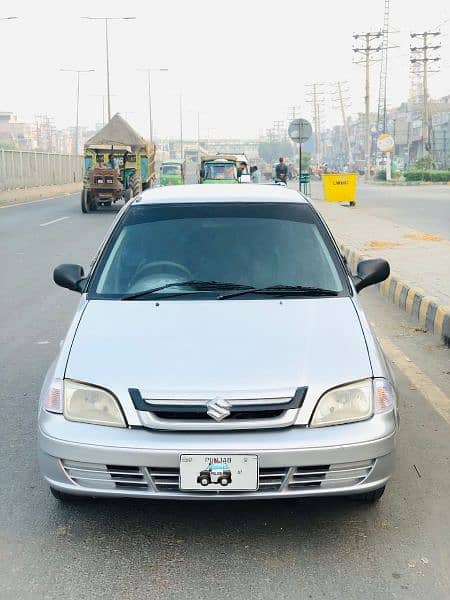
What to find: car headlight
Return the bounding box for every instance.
[310,378,395,428]
[63,380,126,428]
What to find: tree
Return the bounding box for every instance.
[298,150,311,171]
[258,141,293,164]
[414,155,433,170]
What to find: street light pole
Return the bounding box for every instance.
[179,92,183,160]
[91,94,117,126]
[60,68,94,155]
[105,19,111,122]
[82,16,135,122]
[137,68,168,144]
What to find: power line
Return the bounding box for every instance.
[305,83,326,167]
[330,81,353,166]
[410,31,441,157]
[353,31,383,180]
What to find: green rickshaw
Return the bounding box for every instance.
[160,160,185,186]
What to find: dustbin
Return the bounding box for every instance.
[322,173,358,205]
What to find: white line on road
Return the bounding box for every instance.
[39,216,69,227]
[0,193,77,209]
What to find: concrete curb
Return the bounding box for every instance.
[341,244,450,347]
[0,182,82,207]
[362,181,450,187]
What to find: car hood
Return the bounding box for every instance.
[65,297,372,401]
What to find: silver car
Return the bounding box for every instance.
[38,184,398,503]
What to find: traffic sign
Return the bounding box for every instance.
[377,133,394,153]
[300,172,310,183]
[288,118,312,144]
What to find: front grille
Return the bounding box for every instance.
[62,461,149,490]
[61,459,374,495]
[148,467,179,492]
[258,467,289,491]
[287,459,374,490]
[129,387,307,431]
[153,410,284,421]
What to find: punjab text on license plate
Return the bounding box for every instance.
[180,454,258,491]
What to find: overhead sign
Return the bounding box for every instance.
[288,118,312,144]
[377,133,394,153]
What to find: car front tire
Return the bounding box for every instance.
[81,190,89,213]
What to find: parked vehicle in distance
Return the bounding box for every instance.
[39,184,397,504]
[81,113,155,213]
[160,160,185,186]
[199,153,250,184]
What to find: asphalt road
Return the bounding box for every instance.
[311,181,450,238]
[1,192,449,599]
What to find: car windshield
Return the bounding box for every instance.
[205,163,236,180]
[162,164,181,175]
[89,202,346,299]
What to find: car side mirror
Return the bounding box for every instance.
[53,264,85,293]
[352,258,390,293]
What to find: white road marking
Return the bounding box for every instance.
[378,334,450,425]
[39,216,69,227]
[0,193,76,209]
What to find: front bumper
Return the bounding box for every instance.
[38,411,396,500]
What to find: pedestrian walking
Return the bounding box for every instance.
[250,165,260,183]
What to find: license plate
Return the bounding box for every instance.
[180,454,258,491]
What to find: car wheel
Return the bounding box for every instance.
[200,477,209,486]
[81,190,89,213]
[49,486,90,503]
[350,486,385,504]
[220,478,229,486]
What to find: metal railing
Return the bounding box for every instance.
[0,149,83,191]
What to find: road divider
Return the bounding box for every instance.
[342,244,450,347]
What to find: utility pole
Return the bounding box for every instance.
[332,81,353,167]
[353,32,383,180]
[410,31,441,158]
[287,105,301,122]
[60,68,94,155]
[179,92,183,160]
[137,68,168,143]
[273,120,285,142]
[82,16,136,122]
[90,94,117,127]
[306,83,325,168]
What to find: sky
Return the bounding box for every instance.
[0,0,449,140]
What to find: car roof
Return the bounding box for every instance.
[135,184,309,205]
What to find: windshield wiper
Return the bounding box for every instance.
[218,284,339,300]
[121,280,254,300]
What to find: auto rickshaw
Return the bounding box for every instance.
[160,160,185,186]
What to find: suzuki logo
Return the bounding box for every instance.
[206,397,232,422]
